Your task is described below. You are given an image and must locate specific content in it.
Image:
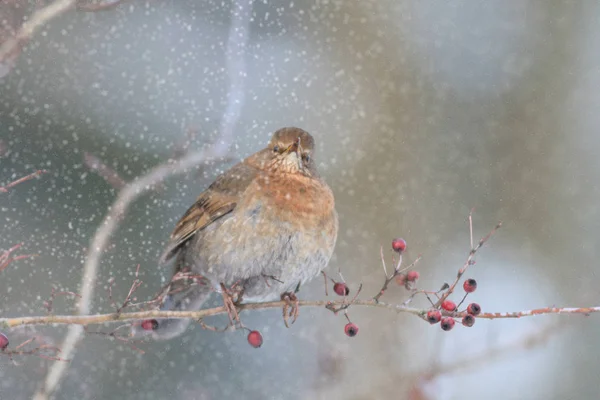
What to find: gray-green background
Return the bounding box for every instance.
[1,1,599,399]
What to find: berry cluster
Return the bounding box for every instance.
[389,238,482,332]
[426,282,481,331]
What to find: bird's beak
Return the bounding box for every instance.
[283,137,301,154]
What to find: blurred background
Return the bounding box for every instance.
[1,1,600,399]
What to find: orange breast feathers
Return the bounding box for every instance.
[249,173,335,217]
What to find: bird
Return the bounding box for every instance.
[132,127,338,340]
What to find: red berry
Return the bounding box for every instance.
[333,282,350,296]
[395,273,407,286]
[406,270,420,282]
[462,315,476,327]
[392,238,407,253]
[441,300,456,312]
[426,310,442,324]
[141,319,158,331]
[247,330,263,348]
[0,332,8,350]
[467,303,481,316]
[440,317,455,331]
[344,322,359,337]
[463,278,477,293]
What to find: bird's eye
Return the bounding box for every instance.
[273,145,280,153]
[302,154,310,163]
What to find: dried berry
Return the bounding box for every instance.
[247,330,263,348]
[395,273,407,286]
[141,319,159,331]
[344,322,359,337]
[0,333,8,350]
[467,303,481,316]
[441,300,457,312]
[463,278,477,293]
[426,310,442,324]
[462,315,476,327]
[392,238,407,253]
[406,270,420,282]
[333,282,350,296]
[440,317,455,331]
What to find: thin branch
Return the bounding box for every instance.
[84,324,145,354]
[2,337,67,363]
[43,289,81,314]
[0,243,37,272]
[325,284,363,314]
[434,222,501,308]
[115,264,143,313]
[3,301,600,330]
[0,170,48,192]
[373,253,422,303]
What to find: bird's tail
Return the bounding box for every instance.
[131,271,212,341]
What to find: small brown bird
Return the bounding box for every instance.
[133,127,338,340]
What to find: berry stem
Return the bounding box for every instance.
[373,250,422,303]
[434,222,501,308]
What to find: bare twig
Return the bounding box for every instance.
[44,289,81,314]
[84,324,145,354]
[373,250,422,303]
[0,243,37,272]
[2,337,67,363]
[0,170,48,192]
[434,222,502,308]
[325,284,363,314]
[114,264,143,313]
[197,319,230,333]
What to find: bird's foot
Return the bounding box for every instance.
[220,283,241,327]
[280,292,299,328]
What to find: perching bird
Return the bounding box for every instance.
[133,127,338,340]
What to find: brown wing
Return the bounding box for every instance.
[159,161,259,263]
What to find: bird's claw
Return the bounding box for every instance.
[281,292,299,328]
[220,283,241,327]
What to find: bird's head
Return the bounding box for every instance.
[252,127,317,176]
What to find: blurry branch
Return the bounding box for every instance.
[34,140,235,400]
[76,0,129,12]
[0,243,37,273]
[83,152,126,189]
[3,337,67,364]
[1,302,599,330]
[423,324,559,379]
[0,0,77,64]
[0,170,48,192]
[0,0,128,69]
[216,0,251,156]
[35,0,252,398]
[405,323,561,399]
